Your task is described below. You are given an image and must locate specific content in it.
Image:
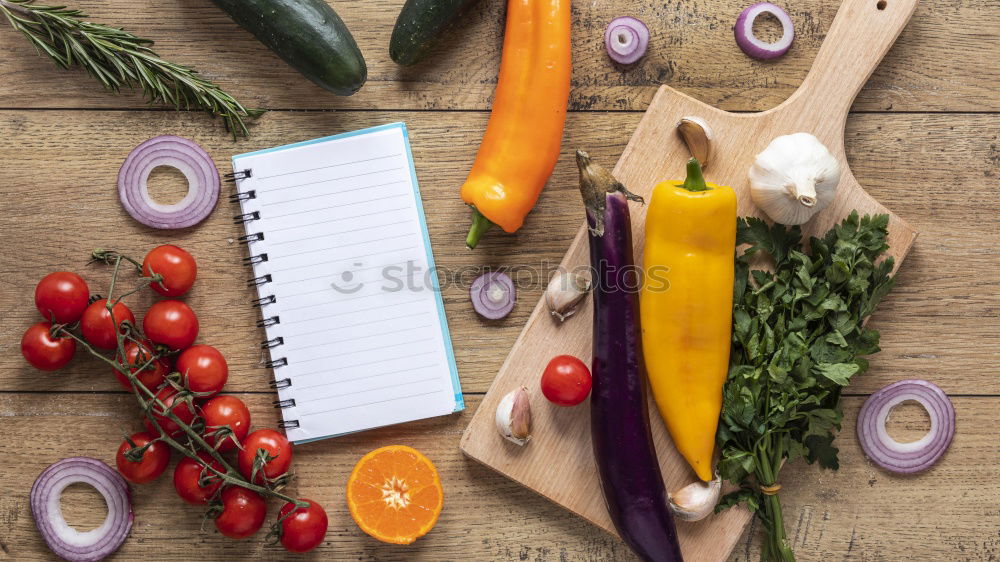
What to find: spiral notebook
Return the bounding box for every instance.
[229,123,463,444]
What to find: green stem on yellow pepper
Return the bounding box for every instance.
[681,158,711,193]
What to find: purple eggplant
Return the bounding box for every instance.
[577,151,683,562]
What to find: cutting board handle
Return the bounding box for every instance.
[786,0,919,120]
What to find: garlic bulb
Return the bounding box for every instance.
[668,474,722,522]
[545,270,592,322]
[749,132,842,225]
[495,387,532,445]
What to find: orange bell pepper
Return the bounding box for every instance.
[460,0,571,249]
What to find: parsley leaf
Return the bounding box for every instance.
[716,213,897,561]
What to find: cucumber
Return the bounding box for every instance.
[389,0,482,66]
[211,0,366,96]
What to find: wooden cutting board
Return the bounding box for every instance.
[460,0,919,558]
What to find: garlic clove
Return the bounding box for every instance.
[676,116,714,169]
[748,132,842,226]
[545,270,592,323]
[495,387,532,446]
[668,474,722,522]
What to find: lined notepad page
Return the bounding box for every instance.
[232,123,463,444]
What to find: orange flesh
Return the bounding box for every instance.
[346,445,444,545]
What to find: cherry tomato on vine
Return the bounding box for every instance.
[278,499,328,553]
[80,299,135,350]
[21,322,76,371]
[200,395,250,452]
[238,429,293,484]
[143,300,198,350]
[114,339,169,391]
[540,355,592,406]
[145,386,196,437]
[143,245,197,297]
[173,452,224,505]
[214,487,267,539]
[34,271,89,324]
[176,345,228,397]
[115,432,170,484]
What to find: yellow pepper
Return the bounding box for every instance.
[640,159,736,482]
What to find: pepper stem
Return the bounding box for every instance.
[465,207,494,250]
[681,158,711,192]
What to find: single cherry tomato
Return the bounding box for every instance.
[200,395,251,452]
[116,432,170,484]
[238,429,293,484]
[114,339,169,391]
[21,322,76,371]
[143,300,198,350]
[214,487,267,539]
[541,355,593,406]
[80,299,135,350]
[173,452,224,504]
[176,345,228,397]
[34,272,89,324]
[145,386,196,437]
[143,245,197,297]
[279,499,328,553]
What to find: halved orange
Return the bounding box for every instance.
[346,445,444,545]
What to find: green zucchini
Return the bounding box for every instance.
[389,0,483,66]
[210,0,366,96]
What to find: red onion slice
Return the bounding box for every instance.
[471,272,516,319]
[857,380,955,474]
[604,17,650,65]
[734,3,794,60]
[118,135,220,229]
[30,457,133,562]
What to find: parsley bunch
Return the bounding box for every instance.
[715,212,896,561]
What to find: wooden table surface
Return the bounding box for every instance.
[0,0,997,560]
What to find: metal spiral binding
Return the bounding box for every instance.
[238,232,264,244]
[243,253,268,266]
[230,165,298,425]
[269,377,291,390]
[233,211,260,224]
[261,336,283,349]
[273,398,296,409]
[224,169,252,183]
[248,274,272,287]
[264,357,287,369]
[257,316,280,328]
[253,295,277,308]
[229,190,256,203]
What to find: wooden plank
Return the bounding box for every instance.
[0,393,995,560]
[0,110,996,396]
[0,0,996,113]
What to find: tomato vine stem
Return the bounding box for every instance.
[54,249,308,538]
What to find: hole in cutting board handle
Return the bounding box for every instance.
[876,0,887,9]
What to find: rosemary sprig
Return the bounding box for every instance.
[0,0,263,138]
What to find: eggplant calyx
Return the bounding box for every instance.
[575,150,643,237]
